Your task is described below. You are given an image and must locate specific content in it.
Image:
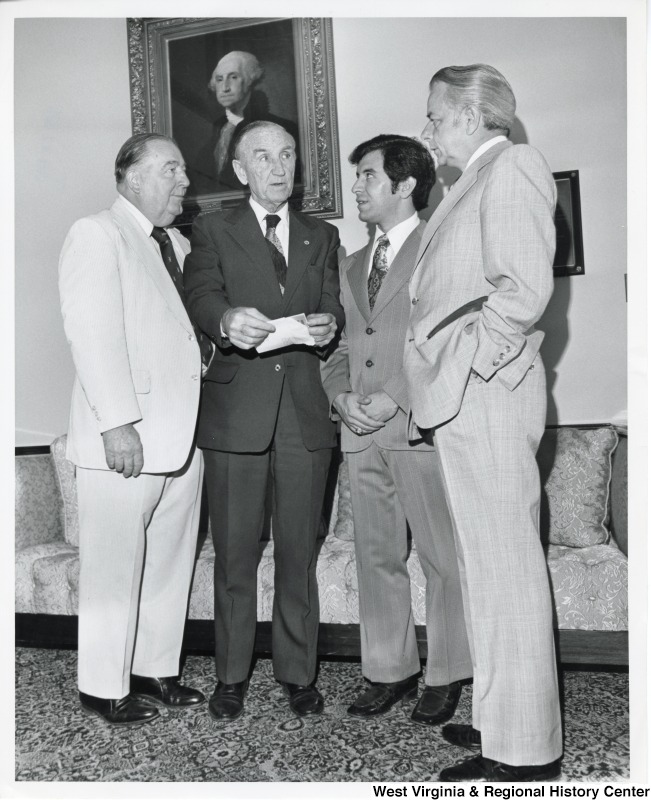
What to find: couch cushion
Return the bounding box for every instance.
[15,454,65,551]
[16,542,78,614]
[50,435,80,547]
[332,457,354,541]
[538,427,618,548]
[547,542,628,631]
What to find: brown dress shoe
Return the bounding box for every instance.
[411,681,461,726]
[347,674,418,718]
[208,680,248,721]
[442,722,482,749]
[131,675,205,708]
[79,691,160,727]
[279,682,324,716]
[440,754,562,782]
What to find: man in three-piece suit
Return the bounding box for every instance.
[59,133,208,726]
[404,64,562,781]
[184,120,344,721]
[320,135,472,724]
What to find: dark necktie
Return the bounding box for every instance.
[367,235,391,311]
[151,226,212,367]
[264,214,288,293]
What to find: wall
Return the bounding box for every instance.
[14,16,627,444]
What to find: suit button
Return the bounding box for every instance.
[366,360,373,368]
[189,334,195,341]
[411,298,418,305]
[492,359,500,367]
[192,374,199,380]
[275,364,282,372]
[366,327,374,335]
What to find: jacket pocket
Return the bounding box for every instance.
[204,360,239,384]
[132,370,151,394]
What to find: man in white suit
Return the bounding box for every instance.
[404,65,562,781]
[59,132,208,726]
[321,134,472,723]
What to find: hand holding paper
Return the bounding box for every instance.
[256,313,316,353]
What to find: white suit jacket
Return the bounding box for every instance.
[59,198,201,472]
[405,141,556,432]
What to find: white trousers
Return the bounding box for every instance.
[76,447,203,699]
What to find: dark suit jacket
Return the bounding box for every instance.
[184,202,344,453]
[188,92,301,194]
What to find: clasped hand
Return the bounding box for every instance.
[333,391,399,435]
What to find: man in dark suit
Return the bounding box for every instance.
[189,51,299,194]
[184,120,344,721]
[321,135,471,724]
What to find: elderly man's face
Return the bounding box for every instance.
[213,55,252,112]
[131,139,189,227]
[233,125,296,213]
[421,82,468,171]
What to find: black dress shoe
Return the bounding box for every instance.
[442,723,482,749]
[208,680,248,721]
[440,754,562,782]
[131,675,205,708]
[279,682,324,716]
[411,681,461,726]
[347,674,418,718]
[79,691,160,727]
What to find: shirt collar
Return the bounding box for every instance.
[464,135,508,171]
[373,212,420,254]
[249,197,290,227]
[118,194,156,237]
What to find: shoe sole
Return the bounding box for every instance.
[132,692,206,710]
[347,687,418,718]
[80,705,159,728]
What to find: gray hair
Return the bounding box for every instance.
[114,132,177,184]
[209,51,264,94]
[429,64,516,133]
[232,120,295,160]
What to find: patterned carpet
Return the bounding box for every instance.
[15,647,629,782]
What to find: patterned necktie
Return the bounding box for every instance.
[367,235,391,311]
[151,227,212,367]
[264,214,288,293]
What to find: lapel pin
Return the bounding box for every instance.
[304,240,310,245]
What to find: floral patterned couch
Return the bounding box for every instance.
[15,425,628,665]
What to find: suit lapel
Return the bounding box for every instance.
[368,221,425,319]
[225,203,284,301]
[282,209,318,311]
[110,200,192,333]
[346,243,373,322]
[415,140,512,265]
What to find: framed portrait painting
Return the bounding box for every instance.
[128,17,342,225]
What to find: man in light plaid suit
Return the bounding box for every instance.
[404,64,563,782]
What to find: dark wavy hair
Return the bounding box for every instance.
[349,134,436,211]
[114,133,178,184]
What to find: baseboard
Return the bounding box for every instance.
[15,614,628,668]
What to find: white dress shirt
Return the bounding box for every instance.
[117,194,185,264]
[464,135,508,172]
[368,212,420,274]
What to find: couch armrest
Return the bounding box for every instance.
[15,453,66,551]
[610,432,628,556]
